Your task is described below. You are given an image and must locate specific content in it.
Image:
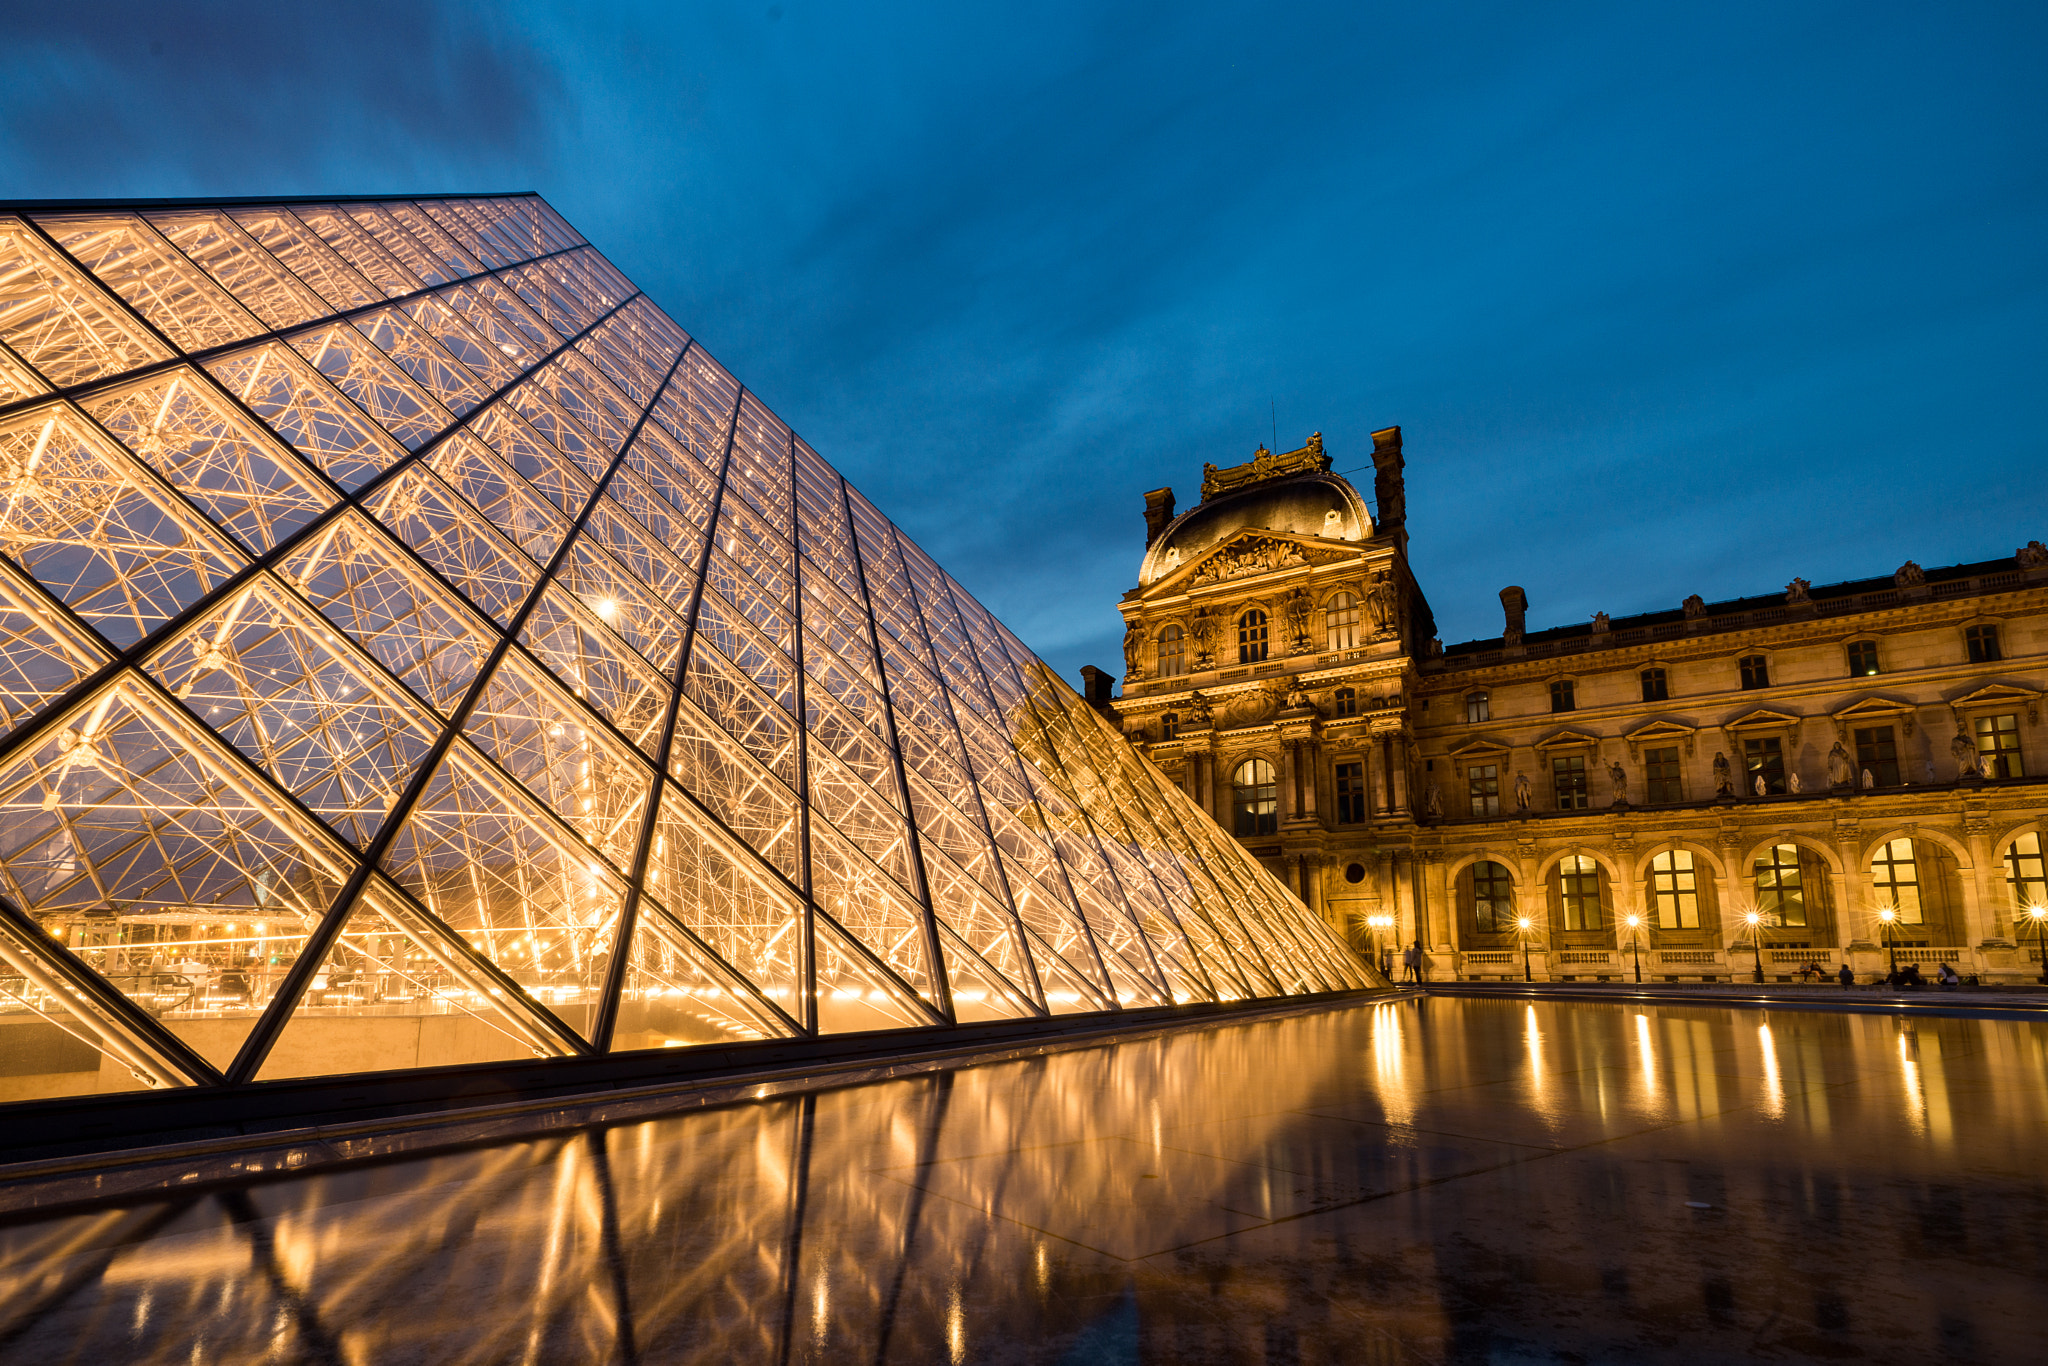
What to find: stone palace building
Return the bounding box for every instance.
[1104,430,2048,983]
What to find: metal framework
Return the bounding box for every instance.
[0,193,1370,1103]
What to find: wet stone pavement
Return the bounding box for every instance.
[0,996,2042,1364]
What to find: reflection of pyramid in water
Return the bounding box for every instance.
[0,195,1374,1103]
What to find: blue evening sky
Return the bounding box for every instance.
[3,2,2042,685]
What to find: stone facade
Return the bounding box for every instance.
[1111,432,2048,983]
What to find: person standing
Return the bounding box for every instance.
[1403,941,1423,983]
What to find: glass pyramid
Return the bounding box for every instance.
[0,194,1374,1104]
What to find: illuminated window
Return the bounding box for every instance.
[1549,679,1575,713]
[1975,714,2023,778]
[1871,838,1923,925]
[2005,832,2046,917]
[1326,592,1361,651]
[1465,691,1489,723]
[1156,624,1185,677]
[1467,763,1500,817]
[1744,736,1785,794]
[1753,844,1806,928]
[1333,687,1357,717]
[1651,850,1700,929]
[1559,854,1603,931]
[1739,655,1770,690]
[1552,755,1588,810]
[1159,713,1178,742]
[1237,610,1268,664]
[1846,640,1879,677]
[1472,861,1513,933]
[1854,726,1898,786]
[1335,762,1366,825]
[1644,746,1682,803]
[1641,667,1668,702]
[1966,624,2001,663]
[1232,759,1277,836]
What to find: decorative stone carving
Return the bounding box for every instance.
[1591,611,1610,633]
[1894,560,1926,587]
[1283,586,1314,652]
[1283,680,1313,712]
[1366,575,1397,638]
[1951,728,1979,779]
[1426,637,1443,659]
[1788,770,1802,793]
[1190,535,1309,585]
[1189,608,1219,668]
[1184,690,1212,726]
[1862,767,1875,788]
[1121,620,1143,679]
[1785,578,1811,604]
[1514,771,1531,812]
[1683,594,1707,619]
[1827,740,1853,788]
[1753,774,1766,796]
[1607,759,1628,806]
[1712,751,1734,796]
[1199,432,1329,501]
[1423,782,1443,819]
[2018,540,2048,568]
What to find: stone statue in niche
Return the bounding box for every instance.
[1423,782,1444,819]
[1785,578,1812,604]
[1712,751,1734,797]
[1683,594,1707,619]
[2018,540,2048,568]
[1607,759,1629,806]
[1515,771,1531,812]
[1189,608,1219,668]
[1366,576,1396,638]
[1951,728,1980,778]
[1895,560,1926,587]
[1121,621,1144,678]
[1284,586,1314,652]
[1827,740,1854,787]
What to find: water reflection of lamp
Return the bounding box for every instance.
[2025,904,2048,985]
[1742,910,1765,984]
[1623,913,1644,984]
[1877,905,1898,980]
[1516,916,1534,982]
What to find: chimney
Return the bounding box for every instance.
[1499,586,1528,644]
[1369,427,1405,535]
[1143,488,1176,546]
[1079,665,1116,712]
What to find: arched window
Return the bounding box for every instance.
[1326,591,1361,651]
[1333,687,1357,717]
[1753,844,1805,927]
[1156,624,1185,678]
[1159,713,1179,742]
[1231,759,1277,836]
[1237,610,1268,664]
[1651,850,1700,929]
[2004,831,2046,915]
[1559,854,1603,931]
[1472,861,1513,933]
[1871,838,1924,924]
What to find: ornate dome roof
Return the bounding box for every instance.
[1138,470,1372,587]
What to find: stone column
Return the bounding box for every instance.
[1276,742,1296,822]
[1390,734,1412,814]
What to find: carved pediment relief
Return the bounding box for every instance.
[1533,727,1602,751]
[1624,718,1697,760]
[1448,735,1511,759]
[1948,681,2042,725]
[1724,707,1802,732]
[1143,529,1359,595]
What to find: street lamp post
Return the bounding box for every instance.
[1744,911,1765,983]
[1517,916,1534,982]
[2027,906,2048,986]
[1878,906,1899,982]
[1625,913,1644,983]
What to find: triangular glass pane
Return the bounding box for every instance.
[40,213,265,354]
[290,322,450,451]
[342,203,466,286]
[437,275,559,362]
[618,420,716,540]
[146,210,329,332]
[380,743,629,1044]
[0,676,353,1072]
[462,647,652,874]
[254,879,568,1080]
[533,349,637,453]
[227,206,380,311]
[384,203,488,277]
[933,919,1038,1023]
[146,577,440,849]
[0,217,171,386]
[86,368,337,554]
[813,912,937,1036]
[805,743,916,891]
[647,351,740,460]
[0,557,111,744]
[581,494,697,603]
[0,911,199,1098]
[611,897,795,1051]
[284,510,495,717]
[0,402,247,647]
[503,370,612,481]
[806,820,938,1012]
[1025,921,1117,1015]
[517,583,671,754]
[920,842,1040,1014]
[206,341,408,493]
[367,465,538,625]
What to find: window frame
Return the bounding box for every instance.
[1334,761,1366,825]
[1472,860,1514,934]
[1325,591,1361,652]
[1333,686,1357,717]
[1551,754,1589,810]
[1465,691,1489,723]
[1975,713,2024,779]
[1871,838,1924,925]
[1559,854,1603,931]
[1752,843,1806,928]
[2005,831,2046,916]
[1743,735,1787,794]
[1640,667,1668,703]
[1643,745,1683,803]
[1650,849,1701,930]
[1965,623,2002,663]
[1231,757,1278,836]
[1156,624,1186,678]
[1846,640,1880,677]
[1467,762,1501,817]
[1549,678,1576,713]
[1159,712,1178,742]
[1853,725,1899,787]
[1237,609,1269,665]
[1739,655,1770,690]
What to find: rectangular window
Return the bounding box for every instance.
[1976,714,2024,779]
[1744,737,1786,794]
[1552,755,1588,810]
[1846,640,1879,677]
[1157,628,1185,678]
[1467,763,1500,817]
[2007,832,2047,920]
[1549,680,1575,713]
[1560,854,1602,931]
[1334,762,1366,825]
[1739,655,1770,690]
[1472,861,1513,934]
[1650,850,1700,929]
[1644,746,1682,803]
[1871,838,1924,924]
[1966,624,2001,663]
[1854,726,1899,787]
[1753,843,1807,928]
[1326,593,1361,651]
[1333,688,1357,717]
[1641,668,1668,702]
[1159,713,1178,742]
[1466,692,1489,723]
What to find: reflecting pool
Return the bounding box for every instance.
[2,997,2044,1363]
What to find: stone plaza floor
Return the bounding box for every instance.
[0,994,2042,1363]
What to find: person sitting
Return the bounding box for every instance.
[1937,962,1961,990]
[1796,962,1823,983]
[1899,963,1925,989]
[1837,962,1855,988]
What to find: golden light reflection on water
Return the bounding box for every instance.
[4,999,2046,1363]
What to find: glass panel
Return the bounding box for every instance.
[367,465,538,625]
[207,342,408,493]
[228,207,380,311]
[0,912,194,1099]
[0,558,112,744]
[0,217,171,386]
[42,214,264,354]
[290,322,449,452]
[148,210,329,332]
